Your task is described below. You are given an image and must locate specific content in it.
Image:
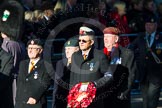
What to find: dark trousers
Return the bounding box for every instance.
[141,80,161,108]
[104,94,131,108]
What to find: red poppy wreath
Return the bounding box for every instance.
[67,82,96,108]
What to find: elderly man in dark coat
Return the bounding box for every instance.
[15,39,53,108]
[69,26,109,108]
[52,37,79,108]
[101,27,136,108]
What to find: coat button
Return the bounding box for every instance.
[26,78,28,81]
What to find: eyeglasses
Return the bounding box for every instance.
[27,47,41,50]
[78,39,90,43]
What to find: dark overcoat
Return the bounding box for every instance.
[70,48,109,108]
[129,32,162,84]
[98,46,136,108]
[15,59,52,108]
[53,58,70,108]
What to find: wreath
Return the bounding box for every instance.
[67,82,96,108]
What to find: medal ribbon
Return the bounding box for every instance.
[146,37,162,64]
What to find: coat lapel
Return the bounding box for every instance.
[24,60,30,76]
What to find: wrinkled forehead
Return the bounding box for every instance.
[79,35,91,40]
[65,46,78,49]
[104,34,118,37]
[28,44,42,48]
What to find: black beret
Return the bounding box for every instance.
[145,15,157,23]
[27,39,43,47]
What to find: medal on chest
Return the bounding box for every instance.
[156,43,162,55]
[34,71,38,79]
[89,63,94,71]
[110,57,122,64]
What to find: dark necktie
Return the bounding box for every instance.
[148,35,151,44]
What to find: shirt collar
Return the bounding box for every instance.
[146,31,156,38]
[30,58,40,65]
[82,48,91,56]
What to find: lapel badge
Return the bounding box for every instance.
[89,63,94,71]
[34,71,38,79]
[35,65,37,69]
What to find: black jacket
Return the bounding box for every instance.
[0,48,14,108]
[53,58,70,108]
[129,32,162,84]
[70,48,109,108]
[15,59,52,108]
[98,46,136,108]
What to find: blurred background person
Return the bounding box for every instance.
[127,0,145,33]
[108,1,132,47]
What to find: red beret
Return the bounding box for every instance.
[103,27,120,35]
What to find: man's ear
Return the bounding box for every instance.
[115,36,119,43]
[90,40,94,45]
[39,48,43,54]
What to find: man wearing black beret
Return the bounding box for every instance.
[129,15,162,108]
[15,39,53,108]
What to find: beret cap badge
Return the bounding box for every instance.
[68,41,70,45]
[151,18,154,22]
[79,26,95,36]
[31,40,34,45]
[79,30,85,35]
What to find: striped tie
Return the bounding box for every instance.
[29,61,35,73]
[83,54,87,60]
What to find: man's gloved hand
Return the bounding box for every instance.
[117,90,129,100]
